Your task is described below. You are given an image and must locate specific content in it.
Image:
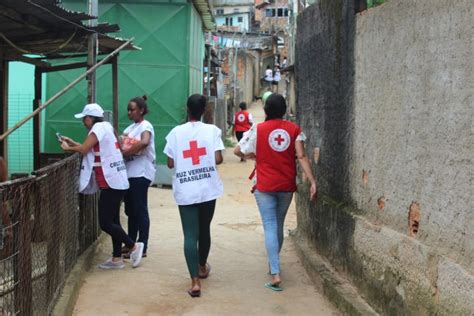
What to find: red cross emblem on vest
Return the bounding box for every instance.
[274,134,285,145]
[268,129,290,152]
[183,140,207,165]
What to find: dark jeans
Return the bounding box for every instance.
[124,177,151,253]
[98,189,134,258]
[178,200,216,278]
[235,131,244,142]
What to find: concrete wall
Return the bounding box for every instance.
[295,0,473,315]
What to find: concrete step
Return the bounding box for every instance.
[291,231,379,316]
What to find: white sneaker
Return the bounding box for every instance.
[130,242,144,268]
[98,258,125,270]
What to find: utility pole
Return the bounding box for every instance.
[87,0,98,103]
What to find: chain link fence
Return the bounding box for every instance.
[0,154,99,315]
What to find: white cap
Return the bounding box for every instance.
[74,103,104,119]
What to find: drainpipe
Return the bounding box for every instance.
[207,32,212,98]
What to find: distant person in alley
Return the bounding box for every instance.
[164,94,225,298]
[262,90,273,107]
[264,65,273,88]
[60,103,144,269]
[233,93,317,291]
[272,66,281,92]
[233,102,253,161]
[121,96,156,259]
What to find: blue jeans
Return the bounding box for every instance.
[124,177,151,253]
[254,190,294,275]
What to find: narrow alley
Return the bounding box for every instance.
[71,103,339,315]
[0,1,471,315]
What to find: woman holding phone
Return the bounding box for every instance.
[60,103,144,269]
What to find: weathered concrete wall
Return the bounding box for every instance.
[295,0,473,314]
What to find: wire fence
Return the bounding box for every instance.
[0,154,99,315]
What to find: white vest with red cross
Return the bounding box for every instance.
[79,122,129,194]
[256,119,301,192]
[234,110,251,132]
[164,121,224,205]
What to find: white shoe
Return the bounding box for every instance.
[98,258,125,270]
[130,242,144,268]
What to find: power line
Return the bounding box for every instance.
[0,29,77,55]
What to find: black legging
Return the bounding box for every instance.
[236,131,244,142]
[124,177,151,253]
[98,189,135,257]
[178,199,216,277]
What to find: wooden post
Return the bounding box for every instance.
[33,68,42,170]
[87,0,98,103]
[0,59,8,159]
[112,56,119,131]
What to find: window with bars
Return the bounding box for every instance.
[265,8,289,17]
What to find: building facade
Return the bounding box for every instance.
[213,0,254,32]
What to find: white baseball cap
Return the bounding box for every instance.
[74,103,104,118]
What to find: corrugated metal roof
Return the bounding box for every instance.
[192,0,216,31]
[0,0,136,62]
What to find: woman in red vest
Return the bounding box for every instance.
[233,102,253,162]
[233,102,253,140]
[233,93,317,291]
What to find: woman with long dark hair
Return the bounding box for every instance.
[60,103,144,269]
[121,96,156,258]
[234,94,317,291]
[164,94,224,297]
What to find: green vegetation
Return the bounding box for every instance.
[224,138,235,148]
[367,0,386,8]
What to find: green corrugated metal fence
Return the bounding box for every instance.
[45,0,205,167]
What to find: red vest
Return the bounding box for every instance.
[256,119,301,192]
[234,111,251,132]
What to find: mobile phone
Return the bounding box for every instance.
[56,132,63,142]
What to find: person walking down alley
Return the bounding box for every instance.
[264,65,273,89]
[272,67,281,93]
[60,103,144,269]
[164,94,225,298]
[233,102,253,161]
[233,94,317,291]
[121,96,156,259]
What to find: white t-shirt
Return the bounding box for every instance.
[273,70,281,82]
[164,121,225,205]
[122,120,156,182]
[265,69,273,82]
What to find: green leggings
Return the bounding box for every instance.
[178,200,216,278]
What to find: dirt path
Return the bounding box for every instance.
[72,103,338,315]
